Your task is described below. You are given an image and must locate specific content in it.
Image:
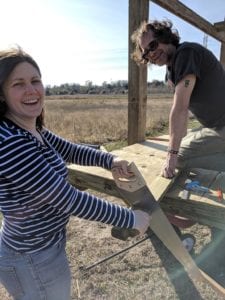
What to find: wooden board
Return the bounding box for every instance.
[67,138,225,296]
[68,136,169,195]
[162,168,225,229]
[67,137,225,229]
[112,162,225,298]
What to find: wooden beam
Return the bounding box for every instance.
[67,139,225,230]
[151,0,225,43]
[67,166,225,230]
[160,196,225,230]
[214,21,225,67]
[214,21,225,32]
[67,167,120,197]
[219,42,225,67]
[128,0,149,145]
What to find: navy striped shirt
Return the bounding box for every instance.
[0,119,134,253]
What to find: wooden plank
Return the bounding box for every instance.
[151,0,225,43]
[214,21,225,32]
[67,139,225,229]
[112,162,225,298]
[68,165,225,228]
[219,42,225,68]
[149,174,176,201]
[68,138,169,194]
[68,138,170,207]
[128,0,149,144]
[162,168,225,229]
[68,166,176,206]
[213,22,225,67]
[67,167,118,196]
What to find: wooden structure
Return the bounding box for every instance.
[67,1,225,229]
[67,2,225,296]
[68,136,225,230]
[128,0,225,144]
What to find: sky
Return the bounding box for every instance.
[1,0,225,86]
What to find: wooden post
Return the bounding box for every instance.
[128,0,149,145]
[214,21,225,68]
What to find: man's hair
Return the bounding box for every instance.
[0,46,44,129]
[131,19,180,65]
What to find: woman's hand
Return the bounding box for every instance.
[133,210,151,235]
[111,157,133,178]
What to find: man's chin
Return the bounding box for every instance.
[154,61,164,66]
[149,58,165,66]
[154,54,168,66]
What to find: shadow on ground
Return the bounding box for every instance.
[196,227,225,286]
[148,226,225,299]
[149,233,204,300]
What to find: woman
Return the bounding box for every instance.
[0,47,150,300]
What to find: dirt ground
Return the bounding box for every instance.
[1,191,225,300]
[67,193,225,300]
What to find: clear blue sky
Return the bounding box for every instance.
[1,0,225,86]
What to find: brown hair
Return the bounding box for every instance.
[0,46,44,129]
[131,19,180,65]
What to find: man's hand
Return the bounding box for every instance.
[161,153,178,178]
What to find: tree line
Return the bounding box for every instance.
[45,80,172,96]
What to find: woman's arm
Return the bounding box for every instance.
[42,129,114,169]
[0,135,134,228]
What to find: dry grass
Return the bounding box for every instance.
[1,94,225,299]
[44,94,172,146]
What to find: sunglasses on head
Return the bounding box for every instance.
[141,40,159,62]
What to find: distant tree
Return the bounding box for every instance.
[151,80,164,87]
[44,79,171,96]
[45,85,52,96]
[85,80,93,88]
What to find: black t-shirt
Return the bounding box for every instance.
[167,42,225,128]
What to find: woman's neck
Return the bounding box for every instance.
[5,113,36,132]
[5,114,44,143]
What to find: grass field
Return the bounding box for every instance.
[1,94,225,299]
[44,94,172,148]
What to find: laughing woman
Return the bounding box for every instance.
[0,47,150,300]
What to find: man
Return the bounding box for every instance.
[131,20,225,178]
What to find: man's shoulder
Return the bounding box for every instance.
[175,42,214,63]
[177,42,205,53]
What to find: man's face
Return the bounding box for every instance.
[140,30,175,66]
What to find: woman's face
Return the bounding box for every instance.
[2,61,44,123]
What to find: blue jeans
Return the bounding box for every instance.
[0,237,71,300]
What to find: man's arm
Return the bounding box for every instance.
[161,74,196,178]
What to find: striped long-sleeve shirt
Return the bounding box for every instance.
[0,118,134,253]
